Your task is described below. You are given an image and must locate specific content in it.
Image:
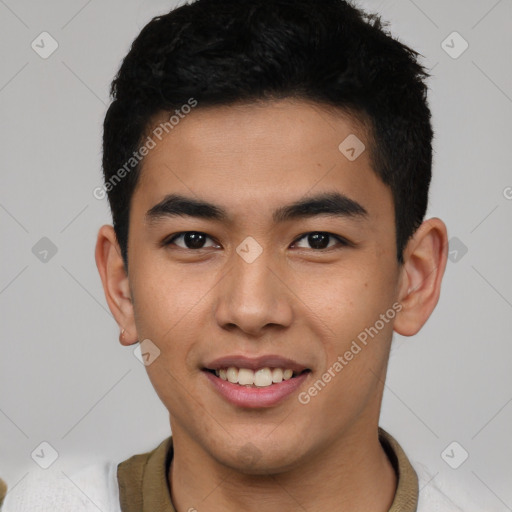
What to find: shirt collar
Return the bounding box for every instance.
[117,427,418,511]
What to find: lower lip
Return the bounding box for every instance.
[204,371,310,408]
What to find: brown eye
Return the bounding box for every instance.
[165,232,218,250]
[293,232,349,250]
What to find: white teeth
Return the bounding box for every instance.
[226,366,238,383]
[213,366,301,386]
[272,368,283,383]
[254,368,273,387]
[238,368,254,386]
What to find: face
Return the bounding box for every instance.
[124,99,402,472]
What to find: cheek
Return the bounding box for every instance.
[301,265,397,424]
[129,263,206,411]
[129,278,186,389]
[130,256,203,337]
[307,258,397,343]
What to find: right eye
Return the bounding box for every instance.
[163,231,220,250]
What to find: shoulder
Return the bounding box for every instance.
[1,461,121,512]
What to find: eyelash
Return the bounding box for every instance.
[162,231,351,251]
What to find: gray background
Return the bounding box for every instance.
[1,0,511,508]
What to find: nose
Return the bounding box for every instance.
[213,247,294,337]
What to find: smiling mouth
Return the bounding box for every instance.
[203,367,311,388]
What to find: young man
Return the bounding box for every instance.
[1,0,479,510]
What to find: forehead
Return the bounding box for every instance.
[141,99,370,167]
[132,99,391,223]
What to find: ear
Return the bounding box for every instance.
[95,225,138,346]
[394,217,448,336]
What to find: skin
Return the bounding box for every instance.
[96,98,448,512]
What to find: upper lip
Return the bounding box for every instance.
[204,355,310,373]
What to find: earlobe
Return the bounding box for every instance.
[95,225,139,345]
[394,218,448,337]
[119,327,137,347]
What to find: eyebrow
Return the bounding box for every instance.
[145,192,368,225]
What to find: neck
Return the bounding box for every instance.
[168,423,397,512]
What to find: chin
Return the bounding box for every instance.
[213,436,307,475]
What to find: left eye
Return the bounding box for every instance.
[292,232,348,250]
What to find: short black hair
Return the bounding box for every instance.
[102,0,433,268]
